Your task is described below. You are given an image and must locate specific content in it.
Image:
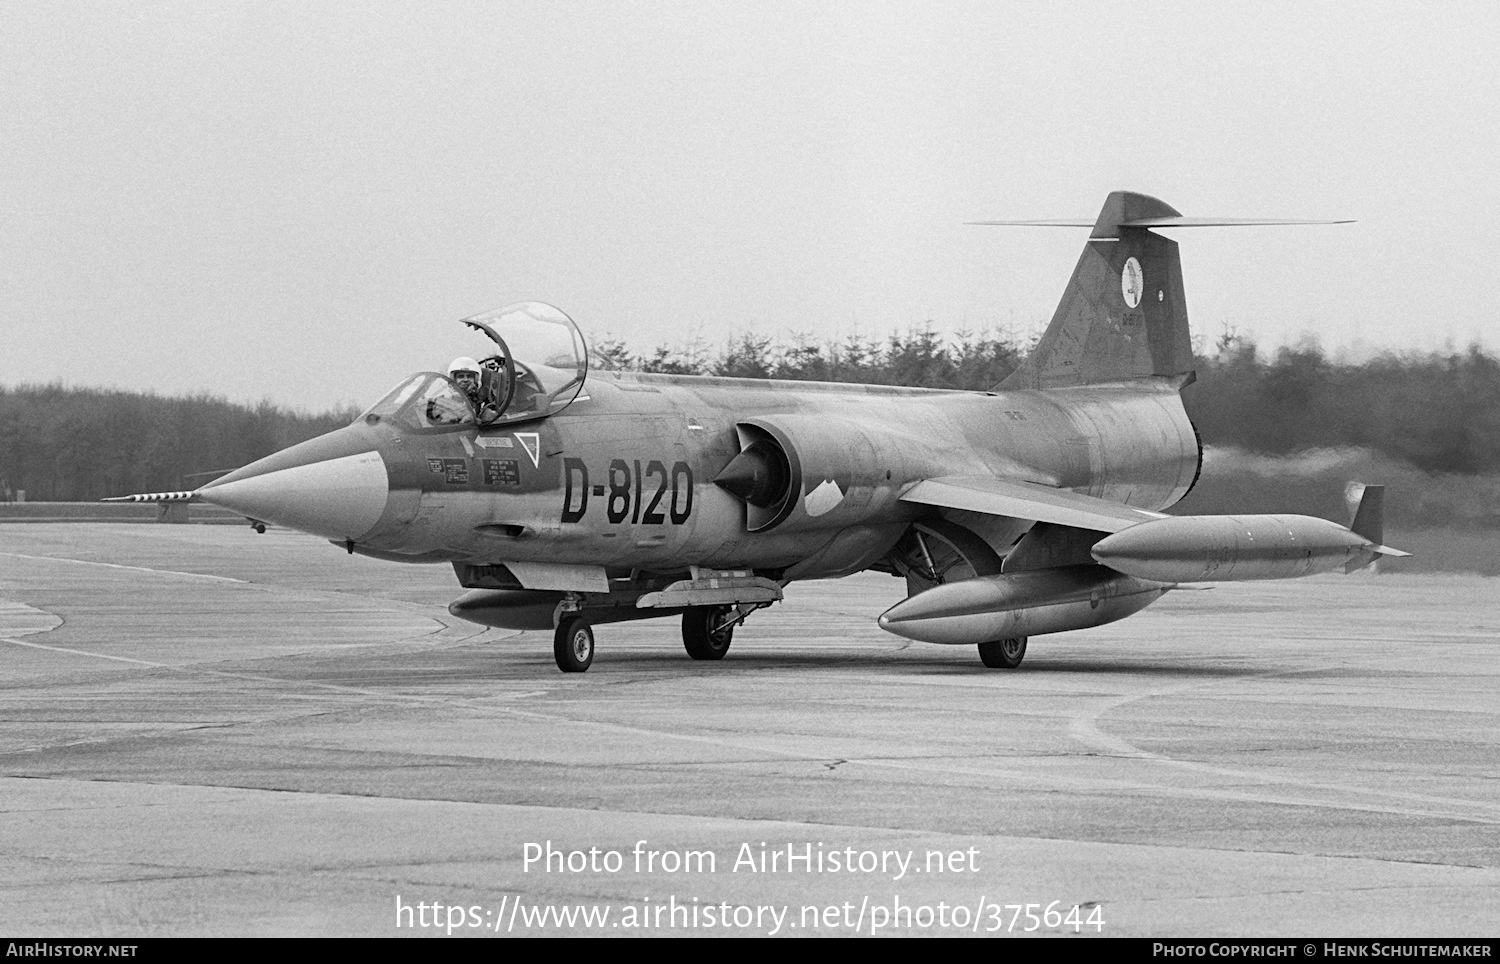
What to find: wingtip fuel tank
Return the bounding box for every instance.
[1089,511,1405,584]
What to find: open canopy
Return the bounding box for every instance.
[361,302,590,431]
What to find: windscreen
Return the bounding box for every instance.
[360,373,476,431]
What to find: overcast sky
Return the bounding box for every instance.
[4,1,1497,410]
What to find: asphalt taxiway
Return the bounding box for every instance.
[0,524,1495,936]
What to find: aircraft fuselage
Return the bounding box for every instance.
[314,371,1200,581]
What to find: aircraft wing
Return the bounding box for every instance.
[900,476,1168,533]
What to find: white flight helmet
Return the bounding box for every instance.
[448,356,481,383]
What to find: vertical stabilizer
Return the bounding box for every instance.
[1349,484,1387,547]
[1344,484,1412,571]
[1001,192,1194,390]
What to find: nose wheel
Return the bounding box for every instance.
[554,615,595,672]
[978,636,1026,669]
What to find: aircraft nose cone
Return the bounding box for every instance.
[196,427,390,541]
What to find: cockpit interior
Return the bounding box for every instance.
[360,302,589,432]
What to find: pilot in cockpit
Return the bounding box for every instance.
[447,356,500,424]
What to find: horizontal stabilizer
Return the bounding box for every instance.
[1114,216,1353,228]
[901,477,1167,533]
[966,219,1096,227]
[968,217,1353,228]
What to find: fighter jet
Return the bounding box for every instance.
[113,191,1406,672]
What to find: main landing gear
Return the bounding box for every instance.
[553,615,594,673]
[977,636,1027,669]
[682,604,736,660]
[550,603,763,672]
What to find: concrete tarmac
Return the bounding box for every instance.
[0,524,1495,937]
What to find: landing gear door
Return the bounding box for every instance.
[459,302,590,425]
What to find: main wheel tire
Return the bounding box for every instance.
[553,616,595,673]
[978,636,1027,669]
[682,605,734,660]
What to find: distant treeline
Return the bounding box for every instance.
[3,330,1498,501]
[608,328,1500,475]
[594,328,1025,391]
[1185,338,1500,476]
[0,385,357,502]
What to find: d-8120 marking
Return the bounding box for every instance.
[561,457,693,525]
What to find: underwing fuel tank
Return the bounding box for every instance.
[1089,514,1395,582]
[877,565,1167,646]
[448,589,677,631]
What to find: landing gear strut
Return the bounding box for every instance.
[682,605,736,660]
[553,615,594,673]
[978,636,1027,669]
